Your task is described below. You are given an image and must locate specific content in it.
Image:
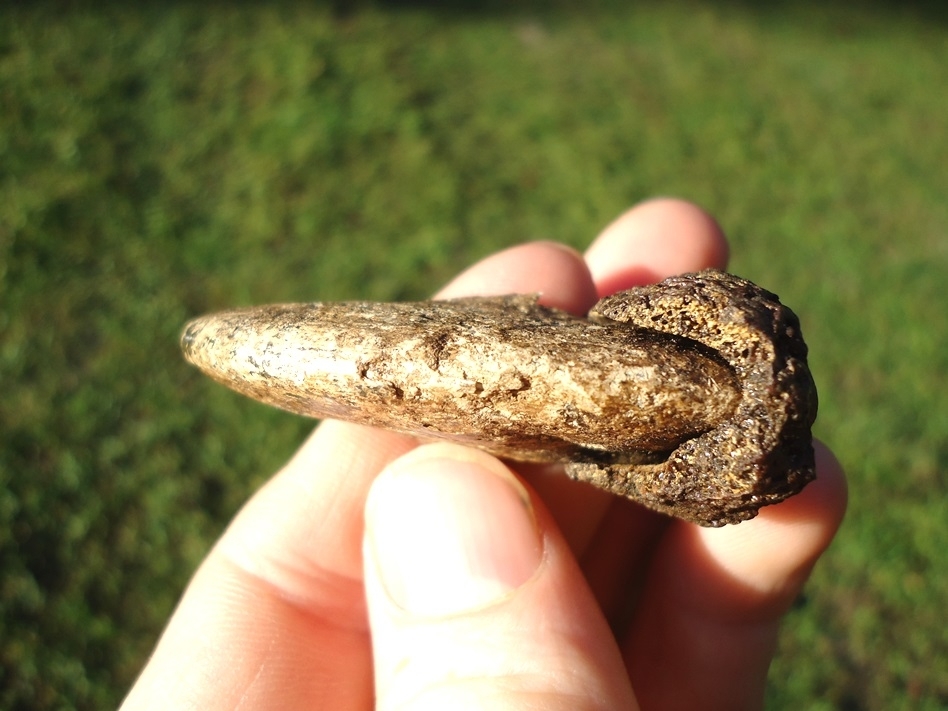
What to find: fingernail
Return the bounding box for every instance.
[365,449,542,616]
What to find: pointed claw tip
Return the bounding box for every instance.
[180,318,207,364]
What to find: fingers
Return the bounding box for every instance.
[435,240,597,315]
[622,442,848,710]
[364,444,638,711]
[585,197,729,295]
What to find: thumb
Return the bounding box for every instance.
[363,443,637,711]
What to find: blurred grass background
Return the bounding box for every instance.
[2,0,946,708]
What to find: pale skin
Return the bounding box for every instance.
[122,198,848,710]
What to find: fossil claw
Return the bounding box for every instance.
[181,269,816,526]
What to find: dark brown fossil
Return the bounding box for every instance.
[181,269,817,526]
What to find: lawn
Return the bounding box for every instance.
[2,1,946,708]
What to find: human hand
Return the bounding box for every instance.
[122,198,847,710]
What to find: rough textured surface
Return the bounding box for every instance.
[574,269,817,525]
[181,269,817,526]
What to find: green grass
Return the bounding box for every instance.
[2,1,946,708]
